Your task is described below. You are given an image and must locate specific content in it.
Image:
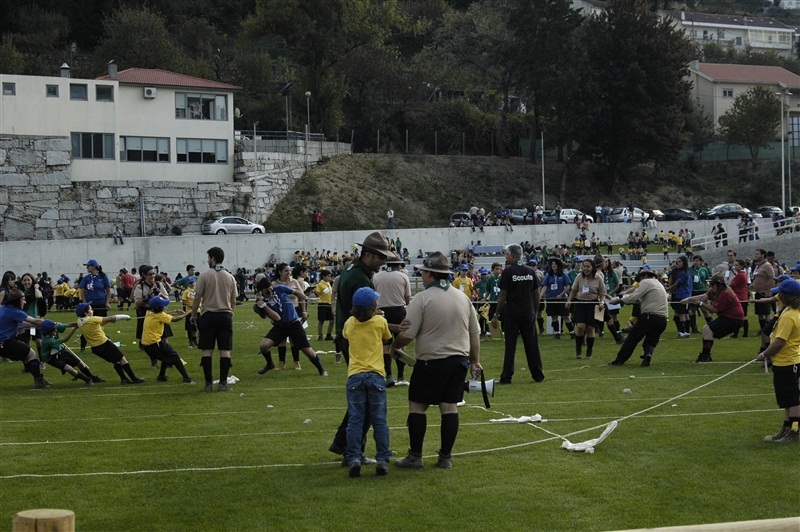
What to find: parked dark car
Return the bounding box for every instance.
[662,208,697,221]
[510,208,534,225]
[450,212,471,227]
[698,203,746,220]
[754,206,783,218]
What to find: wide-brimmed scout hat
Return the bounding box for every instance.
[418,252,452,274]
[638,265,657,278]
[357,232,392,257]
[386,252,405,265]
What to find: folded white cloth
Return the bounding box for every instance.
[561,421,618,454]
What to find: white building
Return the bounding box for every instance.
[0,64,239,183]
[687,61,800,136]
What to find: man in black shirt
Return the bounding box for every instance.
[492,244,544,384]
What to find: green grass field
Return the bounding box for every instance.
[0,306,796,531]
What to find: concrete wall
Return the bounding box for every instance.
[3,218,796,281]
[0,135,348,241]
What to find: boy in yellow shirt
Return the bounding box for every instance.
[342,287,392,477]
[142,296,194,384]
[315,270,335,341]
[181,276,199,348]
[75,303,144,385]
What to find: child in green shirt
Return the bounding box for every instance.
[40,319,105,386]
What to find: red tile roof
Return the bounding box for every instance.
[96,68,240,90]
[692,63,800,89]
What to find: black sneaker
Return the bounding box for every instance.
[775,430,799,443]
[376,463,388,476]
[92,376,107,383]
[156,375,169,382]
[640,355,651,367]
[694,354,712,363]
[325,335,334,341]
[130,377,146,384]
[182,377,195,384]
[764,426,789,442]
[120,379,133,385]
[609,359,624,366]
[349,464,361,478]
[258,361,275,374]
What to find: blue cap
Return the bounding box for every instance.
[186,275,197,283]
[771,279,800,296]
[352,287,380,309]
[774,274,790,283]
[792,264,800,273]
[76,303,91,317]
[528,259,538,265]
[40,320,57,335]
[460,264,469,271]
[573,256,582,262]
[84,259,99,267]
[148,296,170,311]
[479,267,489,275]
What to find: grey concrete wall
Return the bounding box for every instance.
[0,135,345,241]
[3,219,796,281]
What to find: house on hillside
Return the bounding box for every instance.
[663,10,797,58]
[0,63,240,183]
[570,0,606,16]
[687,61,800,137]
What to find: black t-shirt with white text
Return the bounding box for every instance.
[498,263,539,316]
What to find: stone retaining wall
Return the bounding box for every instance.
[0,135,335,241]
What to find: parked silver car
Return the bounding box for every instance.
[201,216,265,235]
[606,207,646,222]
[542,208,594,224]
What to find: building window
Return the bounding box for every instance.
[2,82,15,96]
[71,133,114,160]
[175,93,227,120]
[96,85,114,102]
[120,136,169,162]
[735,37,742,46]
[722,89,733,98]
[46,85,59,97]
[718,30,725,39]
[70,84,88,100]
[176,138,228,163]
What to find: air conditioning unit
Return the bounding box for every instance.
[143,87,157,99]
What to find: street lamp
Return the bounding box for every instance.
[305,91,311,137]
[777,90,791,215]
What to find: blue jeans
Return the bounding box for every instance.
[345,372,391,466]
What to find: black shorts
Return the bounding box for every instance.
[91,340,125,363]
[754,293,771,316]
[118,288,132,301]
[0,338,33,361]
[381,306,407,326]
[265,321,311,350]
[772,364,799,409]
[761,317,778,336]
[197,312,234,351]
[142,341,181,365]
[708,316,741,339]
[317,303,334,322]
[47,350,83,373]
[670,301,689,314]
[571,301,597,325]
[409,355,469,405]
[545,300,567,317]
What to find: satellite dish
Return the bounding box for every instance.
[234,108,242,119]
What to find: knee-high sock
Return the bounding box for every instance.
[407,413,427,454]
[702,340,713,356]
[219,357,232,383]
[383,353,393,377]
[575,335,583,356]
[201,356,212,383]
[114,364,127,381]
[309,354,325,374]
[121,363,138,380]
[586,337,595,356]
[291,345,300,362]
[440,413,459,455]
[278,346,287,363]
[261,349,274,365]
[174,358,190,379]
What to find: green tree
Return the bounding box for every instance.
[93,5,187,72]
[243,0,399,136]
[569,0,693,193]
[718,85,782,170]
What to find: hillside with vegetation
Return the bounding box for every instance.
[261,154,789,232]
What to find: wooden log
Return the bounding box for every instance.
[12,509,75,532]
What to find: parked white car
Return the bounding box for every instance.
[201,216,265,235]
[543,208,594,224]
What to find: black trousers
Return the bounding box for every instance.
[616,313,667,362]
[500,312,543,382]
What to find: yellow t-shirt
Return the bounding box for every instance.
[315,279,333,305]
[142,311,173,346]
[452,276,474,299]
[343,315,391,377]
[77,316,108,347]
[770,307,800,366]
[181,287,197,309]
